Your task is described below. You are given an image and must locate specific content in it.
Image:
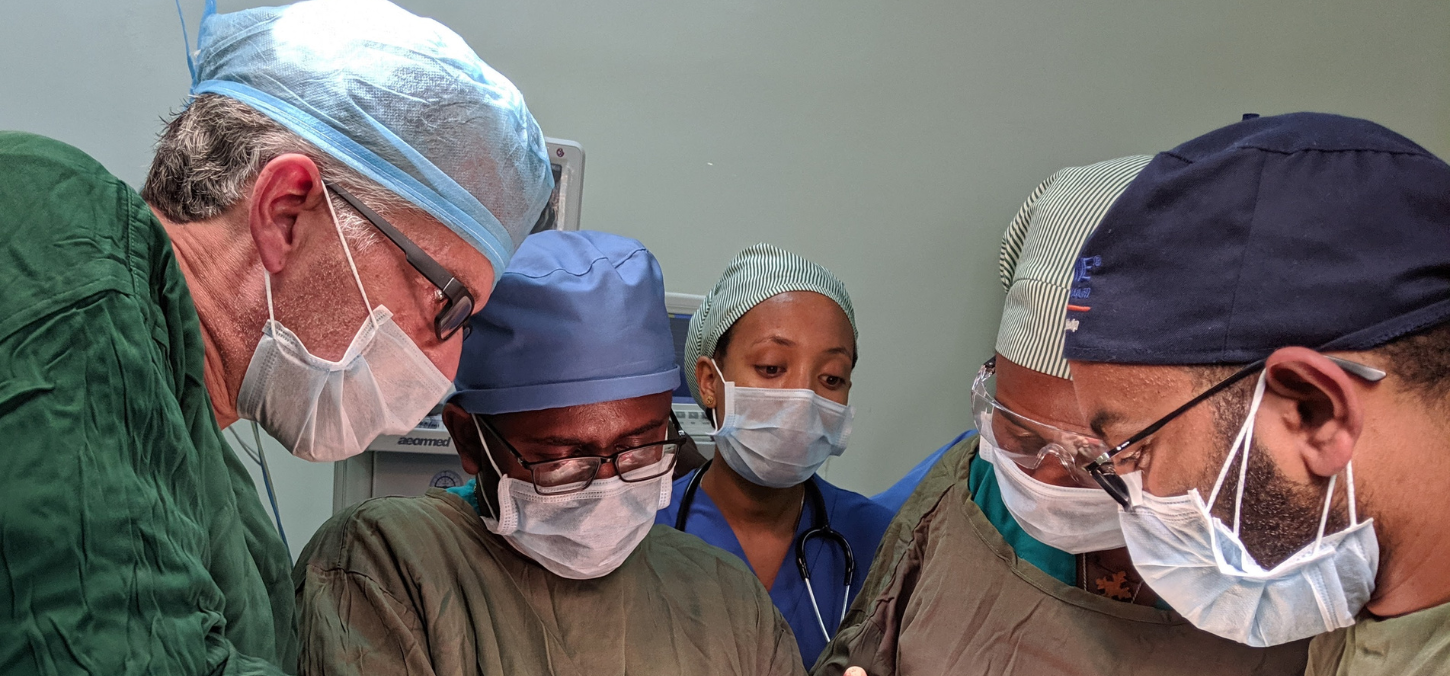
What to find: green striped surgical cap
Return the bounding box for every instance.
[685,243,857,405]
[997,155,1152,379]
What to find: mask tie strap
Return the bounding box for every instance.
[1232,375,1269,534]
[323,191,379,330]
[1206,372,1267,535]
[263,271,276,321]
[472,417,505,521]
[1313,473,1338,553]
[1345,461,1359,525]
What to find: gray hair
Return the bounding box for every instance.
[142,94,414,248]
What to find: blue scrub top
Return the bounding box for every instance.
[870,429,976,513]
[657,471,893,667]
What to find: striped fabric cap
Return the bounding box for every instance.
[685,243,857,406]
[996,155,1152,379]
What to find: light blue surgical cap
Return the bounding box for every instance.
[190,0,553,282]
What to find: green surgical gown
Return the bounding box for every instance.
[294,488,807,676]
[0,133,295,675]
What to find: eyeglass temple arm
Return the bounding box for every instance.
[327,184,465,298]
[1099,358,1268,462]
[1095,354,1384,464]
[1324,356,1387,382]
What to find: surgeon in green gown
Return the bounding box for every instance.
[0,1,553,674]
[295,230,805,676]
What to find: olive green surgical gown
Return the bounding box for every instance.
[294,488,807,676]
[0,132,295,675]
[1305,600,1450,675]
[813,436,1310,676]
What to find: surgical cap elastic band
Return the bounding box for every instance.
[191,79,514,281]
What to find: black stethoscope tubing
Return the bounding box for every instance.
[674,459,856,639]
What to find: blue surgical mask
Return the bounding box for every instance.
[709,360,854,488]
[1116,373,1379,647]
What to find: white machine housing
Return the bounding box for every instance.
[537,139,585,233]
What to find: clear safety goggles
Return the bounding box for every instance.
[971,358,1112,488]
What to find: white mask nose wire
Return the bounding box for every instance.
[1206,372,1269,536]
[323,190,378,330]
[473,417,504,521]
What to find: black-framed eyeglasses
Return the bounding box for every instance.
[327,183,475,341]
[1084,354,1386,508]
[478,413,688,495]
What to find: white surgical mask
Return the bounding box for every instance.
[709,360,854,488]
[981,437,1126,554]
[1117,373,1379,647]
[236,196,451,462]
[475,421,670,580]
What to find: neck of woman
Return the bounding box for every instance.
[701,458,805,530]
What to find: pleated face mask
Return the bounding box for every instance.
[1116,373,1379,647]
[707,360,854,489]
[980,437,1126,554]
[473,418,670,580]
[236,194,451,462]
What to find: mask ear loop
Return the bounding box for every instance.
[1311,473,1339,553]
[323,190,380,331]
[263,272,276,322]
[708,358,732,433]
[472,417,506,521]
[1310,461,1359,553]
[1206,372,1268,535]
[1345,462,1358,525]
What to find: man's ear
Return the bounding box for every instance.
[249,154,328,275]
[1261,347,1365,480]
[443,403,484,475]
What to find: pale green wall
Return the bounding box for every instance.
[3,0,1446,554]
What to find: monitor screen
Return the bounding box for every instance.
[668,312,695,402]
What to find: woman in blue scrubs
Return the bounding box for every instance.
[656,243,893,668]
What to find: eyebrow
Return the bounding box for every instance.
[751,335,796,349]
[1089,410,1127,439]
[750,335,855,359]
[523,416,670,449]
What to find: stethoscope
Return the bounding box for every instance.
[674,459,856,642]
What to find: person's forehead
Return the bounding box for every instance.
[993,356,1088,433]
[491,393,672,440]
[396,209,496,296]
[1068,361,1197,436]
[733,292,854,347]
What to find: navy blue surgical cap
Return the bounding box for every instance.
[1065,112,1450,365]
[450,231,680,415]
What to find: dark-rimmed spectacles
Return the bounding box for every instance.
[327,183,475,341]
[1084,355,1386,508]
[479,414,688,495]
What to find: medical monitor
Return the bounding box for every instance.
[664,292,715,441]
[535,139,585,233]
